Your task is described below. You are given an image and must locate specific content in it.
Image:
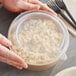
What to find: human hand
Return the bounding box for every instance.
[0,34,28,69]
[0,0,57,15]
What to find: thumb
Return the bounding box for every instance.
[17,1,40,11]
[29,0,57,16]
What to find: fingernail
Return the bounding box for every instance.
[6,40,12,47]
[17,67,23,70]
[0,34,12,47]
[35,5,40,9]
[24,64,28,69]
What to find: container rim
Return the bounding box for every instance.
[8,10,69,66]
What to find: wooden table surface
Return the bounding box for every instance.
[0,0,76,76]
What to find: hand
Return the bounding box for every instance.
[1,0,57,15]
[0,34,28,69]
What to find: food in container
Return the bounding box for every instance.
[8,11,69,71]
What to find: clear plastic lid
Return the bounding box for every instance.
[8,11,69,65]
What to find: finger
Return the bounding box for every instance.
[29,0,57,16]
[0,56,24,69]
[0,34,12,47]
[0,44,28,68]
[17,1,40,11]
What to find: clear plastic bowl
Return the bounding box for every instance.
[8,10,69,71]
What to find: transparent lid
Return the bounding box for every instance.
[8,11,69,65]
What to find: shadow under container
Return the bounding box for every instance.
[8,11,69,71]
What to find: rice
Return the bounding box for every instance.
[12,18,62,65]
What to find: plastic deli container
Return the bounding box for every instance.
[8,11,69,71]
